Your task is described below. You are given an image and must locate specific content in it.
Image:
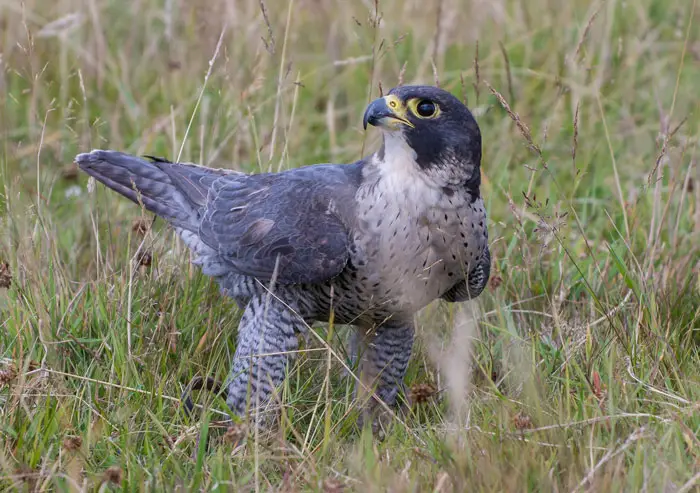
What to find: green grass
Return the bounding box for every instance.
[1,0,698,490]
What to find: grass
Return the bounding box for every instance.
[0,0,698,490]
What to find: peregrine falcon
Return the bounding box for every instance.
[75,85,490,427]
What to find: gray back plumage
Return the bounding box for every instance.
[198,163,363,284]
[75,150,364,285]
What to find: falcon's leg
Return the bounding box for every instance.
[354,320,415,430]
[226,295,304,425]
[346,329,361,375]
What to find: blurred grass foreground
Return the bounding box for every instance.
[0,0,699,491]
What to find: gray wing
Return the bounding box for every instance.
[441,246,491,302]
[198,163,363,285]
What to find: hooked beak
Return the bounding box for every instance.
[362,96,414,130]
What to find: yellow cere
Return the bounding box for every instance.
[382,95,415,128]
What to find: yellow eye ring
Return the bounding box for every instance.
[408,98,440,119]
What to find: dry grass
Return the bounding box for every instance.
[0,0,699,490]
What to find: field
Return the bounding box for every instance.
[1,0,699,490]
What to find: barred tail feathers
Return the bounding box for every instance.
[75,149,218,230]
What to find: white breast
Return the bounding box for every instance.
[352,134,476,314]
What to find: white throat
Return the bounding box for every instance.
[365,131,443,209]
[377,131,420,176]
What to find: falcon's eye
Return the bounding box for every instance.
[416,100,436,117]
[408,99,440,119]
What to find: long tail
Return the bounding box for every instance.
[75,150,229,230]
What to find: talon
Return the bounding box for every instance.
[180,376,227,417]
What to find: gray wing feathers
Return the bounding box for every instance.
[441,246,491,302]
[76,150,362,286]
[199,165,361,285]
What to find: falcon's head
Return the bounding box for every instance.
[363,85,482,191]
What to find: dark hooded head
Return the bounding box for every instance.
[363,85,482,192]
